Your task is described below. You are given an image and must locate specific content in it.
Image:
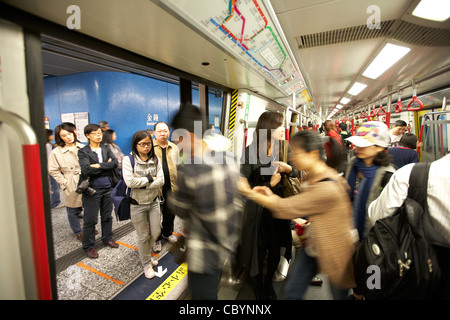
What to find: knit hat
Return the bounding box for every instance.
[346,121,390,148]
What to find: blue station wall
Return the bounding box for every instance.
[44,71,181,155]
[44,71,223,155]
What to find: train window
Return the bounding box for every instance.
[191,84,224,133]
[420,111,450,162]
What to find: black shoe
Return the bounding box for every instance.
[310,276,323,286]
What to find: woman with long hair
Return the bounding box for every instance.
[239,111,298,300]
[102,129,125,166]
[48,123,84,240]
[122,130,164,278]
[239,130,357,299]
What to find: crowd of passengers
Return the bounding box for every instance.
[46,106,449,300]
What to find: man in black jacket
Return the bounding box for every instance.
[78,124,119,258]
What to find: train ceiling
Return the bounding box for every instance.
[4,0,450,120]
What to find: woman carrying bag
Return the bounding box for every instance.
[239,111,298,300]
[122,130,164,279]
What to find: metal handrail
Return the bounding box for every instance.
[0,108,52,300]
[0,109,37,144]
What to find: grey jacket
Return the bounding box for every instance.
[122,154,164,204]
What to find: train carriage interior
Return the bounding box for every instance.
[0,0,449,302]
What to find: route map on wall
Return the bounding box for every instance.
[160,0,308,105]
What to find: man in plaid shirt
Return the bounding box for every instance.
[168,104,241,300]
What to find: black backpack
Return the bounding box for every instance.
[111,154,134,221]
[353,162,450,299]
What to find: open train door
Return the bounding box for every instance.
[0,19,55,299]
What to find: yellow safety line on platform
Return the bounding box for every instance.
[146,262,188,300]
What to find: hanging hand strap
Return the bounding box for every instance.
[407,87,424,111]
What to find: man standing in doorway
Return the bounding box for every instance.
[78,124,119,258]
[152,121,180,252]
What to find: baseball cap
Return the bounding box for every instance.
[346,121,390,148]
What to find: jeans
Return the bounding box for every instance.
[285,249,349,300]
[66,206,82,236]
[188,270,222,300]
[130,200,161,267]
[81,187,113,251]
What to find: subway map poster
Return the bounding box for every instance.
[158,0,307,101]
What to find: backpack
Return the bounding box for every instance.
[353,162,450,299]
[111,154,134,221]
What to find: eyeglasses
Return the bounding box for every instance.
[89,131,103,136]
[137,142,152,147]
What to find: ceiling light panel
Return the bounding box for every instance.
[362,43,410,79]
[340,97,350,104]
[348,82,367,96]
[412,0,450,22]
[157,0,308,99]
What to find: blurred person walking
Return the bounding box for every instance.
[239,130,357,299]
[168,104,241,300]
[345,121,396,241]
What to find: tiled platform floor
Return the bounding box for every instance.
[50,192,333,300]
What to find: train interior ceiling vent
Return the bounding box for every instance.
[297,19,450,49]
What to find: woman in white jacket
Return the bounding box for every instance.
[48,123,85,240]
[122,130,164,279]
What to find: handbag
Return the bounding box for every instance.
[111,168,121,187]
[282,174,301,197]
[281,140,301,197]
[111,154,134,221]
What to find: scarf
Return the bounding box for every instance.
[347,158,378,241]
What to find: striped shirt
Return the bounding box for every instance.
[168,149,241,274]
[368,154,450,244]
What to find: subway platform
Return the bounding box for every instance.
[51,195,332,300]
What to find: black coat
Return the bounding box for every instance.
[78,143,119,189]
[239,141,297,277]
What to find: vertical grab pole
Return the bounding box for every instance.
[386,86,392,128]
[0,109,52,300]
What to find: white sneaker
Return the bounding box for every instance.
[151,258,158,267]
[152,241,162,253]
[165,234,178,243]
[144,265,155,279]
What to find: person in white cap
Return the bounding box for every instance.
[344,121,396,300]
[344,121,396,241]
